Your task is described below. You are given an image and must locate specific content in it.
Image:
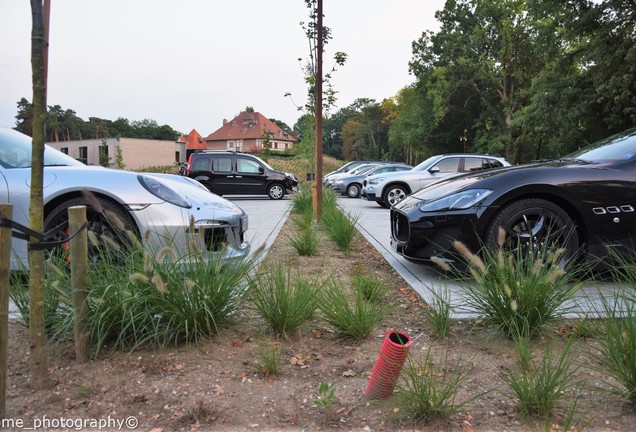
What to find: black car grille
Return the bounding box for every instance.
[203,226,228,251]
[391,210,410,242]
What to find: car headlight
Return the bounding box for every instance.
[138,175,191,208]
[368,177,384,185]
[419,189,492,212]
[334,180,344,185]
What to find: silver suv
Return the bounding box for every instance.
[361,153,510,207]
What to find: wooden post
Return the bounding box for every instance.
[69,206,89,363]
[0,204,13,418]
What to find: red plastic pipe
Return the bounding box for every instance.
[365,330,412,399]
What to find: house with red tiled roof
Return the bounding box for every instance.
[204,111,297,153]
[179,129,206,157]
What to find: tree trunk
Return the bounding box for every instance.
[29,0,50,390]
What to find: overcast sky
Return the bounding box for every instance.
[1,0,445,136]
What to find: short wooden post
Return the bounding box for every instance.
[0,204,13,418]
[69,206,89,363]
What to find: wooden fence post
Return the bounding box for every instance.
[69,206,89,363]
[0,204,13,418]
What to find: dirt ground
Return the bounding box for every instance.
[6,215,636,431]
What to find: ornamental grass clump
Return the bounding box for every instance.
[318,276,389,340]
[394,348,475,422]
[593,251,636,403]
[499,339,582,419]
[320,204,360,255]
[433,227,581,339]
[12,225,256,356]
[248,261,320,338]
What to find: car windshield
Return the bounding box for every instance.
[0,128,84,168]
[564,129,636,163]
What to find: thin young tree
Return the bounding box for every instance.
[28,0,51,390]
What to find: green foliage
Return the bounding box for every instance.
[114,146,125,169]
[499,340,581,418]
[394,349,474,421]
[318,277,388,340]
[425,287,453,339]
[287,218,319,256]
[312,382,339,416]
[248,262,320,338]
[435,238,581,339]
[11,231,255,356]
[352,272,388,305]
[320,199,359,255]
[255,342,284,377]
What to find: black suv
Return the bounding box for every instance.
[186,151,298,200]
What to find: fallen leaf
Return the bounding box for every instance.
[460,420,475,432]
[342,369,356,377]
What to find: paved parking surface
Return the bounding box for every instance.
[232,194,622,318]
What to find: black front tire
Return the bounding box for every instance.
[267,183,285,200]
[44,196,138,263]
[346,183,361,198]
[484,198,579,266]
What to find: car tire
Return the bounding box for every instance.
[44,195,138,262]
[267,183,285,200]
[346,183,361,198]
[382,185,409,207]
[484,198,580,266]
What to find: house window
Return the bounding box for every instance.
[60,147,68,154]
[78,146,88,164]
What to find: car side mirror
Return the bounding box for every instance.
[259,166,264,174]
[429,166,440,173]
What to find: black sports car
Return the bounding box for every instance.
[390,128,636,266]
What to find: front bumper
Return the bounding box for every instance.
[389,204,483,264]
[132,201,251,264]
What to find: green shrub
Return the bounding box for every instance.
[248,262,320,337]
[255,342,284,376]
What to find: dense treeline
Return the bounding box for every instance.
[14,0,635,163]
[293,0,635,165]
[14,97,181,141]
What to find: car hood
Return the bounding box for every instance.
[13,165,245,215]
[405,159,600,204]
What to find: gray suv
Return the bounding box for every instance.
[362,153,510,207]
[187,151,298,200]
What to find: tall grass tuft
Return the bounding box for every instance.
[291,182,314,217]
[425,286,453,339]
[318,276,389,340]
[394,348,475,421]
[593,249,636,403]
[352,272,388,304]
[248,262,320,337]
[12,227,256,356]
[320,204,360,255]
[499,339,581,418]
[437,229,581,339]
[255,341,284,376]
[287,214,319,256]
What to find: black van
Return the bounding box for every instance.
[187,151,298,200]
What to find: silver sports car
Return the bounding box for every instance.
[0,127,250,270]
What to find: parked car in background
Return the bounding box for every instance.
[324,163,382,188]
[0,128,250,270]
[331,163,412,197]
[390,128,636,267]
[187,151,298,200]
[323,160,405,183]
[362,154,510,208]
